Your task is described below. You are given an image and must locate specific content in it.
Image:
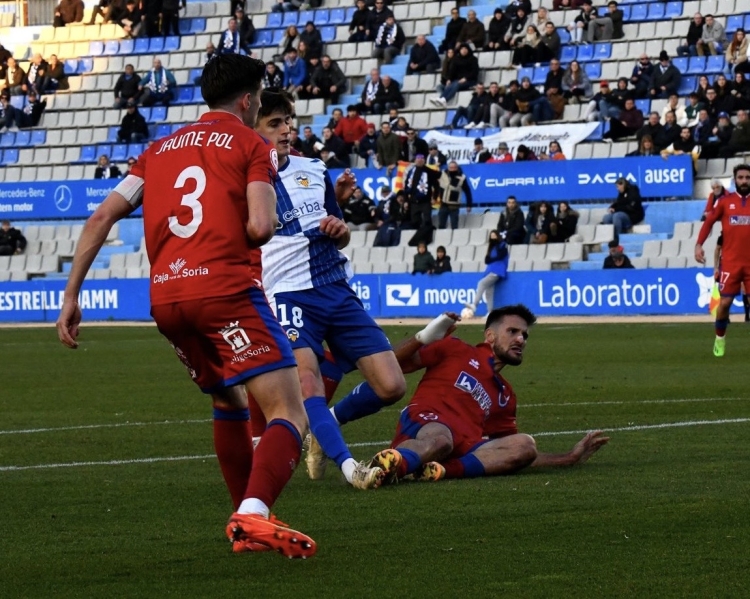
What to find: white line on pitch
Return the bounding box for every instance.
[2,417,749,472]
[0,397,746,437]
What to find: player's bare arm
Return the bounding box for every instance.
[57,191,137,348]
[393,313,460,373]
[245,181,278,247]
[531,430,610,467]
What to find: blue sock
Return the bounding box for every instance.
[716,318,729,334]
[332,382,389,425]
[459,453,486,478]
[212,407,249,421]
[399,448,422,475]
[304,396,352,468]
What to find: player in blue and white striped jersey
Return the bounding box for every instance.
[255,91,406,489]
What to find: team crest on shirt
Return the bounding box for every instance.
[270,148,279,173]
[220,321,252,354]
[286,328,299,342]
[469,359,479,369]
[295,173,311,188]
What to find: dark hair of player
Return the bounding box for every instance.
[257,90,293,121]
[733,163,750,177]
[485,304,537,330]
[200,54,266,109]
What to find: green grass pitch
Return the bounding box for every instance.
[1,322,749,598]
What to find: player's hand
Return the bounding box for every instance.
[319,215,348,239]
[415,312,460,345]
[569,431,609,465]
[56,299,82,349]
[695,244,706,265]
[713,267,720,281]
[335,169,357,205]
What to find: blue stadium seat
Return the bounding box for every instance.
[444,109,455,126]
[139,107,152,122]
[10,95,26,110]
[107,126,119,143]
[313,8,329,25]
[179,17,192,35]
[134,37,150,54]
[635,99,650,114]
[89,41,104,56]
[321,23,337,40]
[190,68,203,84]
[272,28,286,44]
[150,106,167,122]
[585,121,605,141]
[726,15,744,34]
[2,148,19,164]
[518,66,534,82]
[164,36,180,52]
[706,55,725,73]
[282,11,298,27]
[252,29,273,47]
[79,145,96,162]
[629,4,647,21]
[170,123,183,134]
[192,86,203,102]
[677,75,696,96]
[646,3,665,20]
[672,56,688,73]
[148,37,165,53]
[576,44,594,62]
[156,123,171,138]
[119,38,134,54]
[128,143,145,157]
[147,124,157,139]
[687,56,707,74]
[345,7,356,22]
[77,57,94,74]
[532,66,549,85]
[594,42,612,60]
[298,10,314,24]
[558,27,570,44]
[584,62,601,79]
[30,130,46,145]
[64,59,78,74]
[96,145,112,159]
[15,131,31,146]
[103,40,119,56]
[560,45,576,63]
[111,144,128,161]
[329,8,346,24]
[190,18,206,33]
[484,127,500,136]
[266,12,283,28]
[665,2,683,18]
[0,132,15,148]
[744,15,750,31]
[620,5,631,22]
[177,86,193,104]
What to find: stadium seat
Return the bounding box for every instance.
[629,4,647,21]
[282,11,298,27]
[164,36,180,52]
[672,56,688,73]
[134,37,150,54]
[148,37,165,53]
[111,144,128,161]
[103,40,119,56]
[30,130,46,145]
[96,144,112,159]
[706,55,725,73]
[64,59,78,74]
[646,3,665,20]
[89,41,104,56]
[321,26,337,43]
[584,62,601,79]
[664,2,683,18]
[726,14,744,34]
[10,95,26,110]
[677,75,696,96]
[155,123,171,138]
[635,99,650,114]
[191,18,206,33]
[687,56,707,74]
[78,57,94,73]
[560,45,576,63]
[518,67,534,82]
[577,44,594,62]
[329,8,346,24]
[0,132,14,148]
[177,86,193,104]
[313,9,329,25]
[128,143,145,156]
[107,126,119,143]
[1,149,19,165]
[744,14,750,31]
[266,12,283,28]
[532,66,549,85]
[594,43,612,60]
[79,145,96,162]
[189,68,203,84]
[119,38,134,54]
[558,28,571,44]
[15,131,31,147]
[150,106,167,122]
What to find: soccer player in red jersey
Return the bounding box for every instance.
[56,55,316,558]
[696,164,750,357]
[369,308,609,482]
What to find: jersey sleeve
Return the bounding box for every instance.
[696,200,722,245]
[323,170,344,219]
[418,336,456,369]
[246,133,277,186]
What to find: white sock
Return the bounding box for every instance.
[329,406,340,424]
[341,458,357,483]
[237,498,269,518]
[415,313,458,344]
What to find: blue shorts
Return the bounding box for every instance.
[273,280,392,373]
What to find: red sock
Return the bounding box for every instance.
[323,375,340,404]
[213,407,254,510]
[244,419,302,508]
[247,393,267,438]
[442,458,464,479]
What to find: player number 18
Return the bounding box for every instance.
[277,304,304,328]
[168,165,206,238]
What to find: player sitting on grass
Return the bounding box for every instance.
[369,307,609,483]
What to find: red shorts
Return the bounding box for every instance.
[151,287,296,394]
[717,262,750,297]
[391,404,487,460]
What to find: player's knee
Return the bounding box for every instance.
[377,371,407,404]
[298,368,323,399]
[430,435,453,460]
[515,434,538,466]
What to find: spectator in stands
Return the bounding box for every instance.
[630,53,654,99]
[161,0,186,37]
[376,121,401,176]
[0,45,11,80]
[437,161,473,230]
[637,111,663,145]
[45,54,67,91]
[528,201,554,244]
[627,134,657,157]
[603,242,634,269]
[660,93,688,127]
[550,201,579,243]
[470,138,492,163]
[88,0,112,25]
[321,126,349,167]
[405,154,441,228]
[505,7,531,50]
[343,187,377,231]
[4,57,27,96]
[696,14,726,57]
[113,64,141,108]
[584,80,617,122]
[497,196,525,245]
[654,111,681,151]
[117,100,149,143]
[13,90,46,129]
[587,1,622,43]
[511,25,542,67]
[431,44,479,108]
[272,0,302,14]
[539,21,561,62]
[374,74,405,113]
[726,29,748,74]
[401,127,429,162]
[465,230,509,314]
[412,243,436,275]
[25,54,48,96]
[368,0,394,42]
[300,21,323,60]
[567,0,596,45]
[349,0,372,42]
[235,7,255,51]
[601,178,644,241]
[661,126,700,170]
[692,108,714,147]
[357,68,382,114]
[263,62,284,89]
[0,95,15,131]
[676,13,704,57]
[94,154,122,179]
[731,72,750,110]
[702,88,721,119]
[495,79,520,127]
[53,0,84,27]
[456,10,486,52]
[274,25,299,61]
[487,8,511,51]
[0,220,26,256]
[218,18,242,55]
[372,15,405,65]
[695,74,711,101]
[326,108,343,131]
[118,0,143,38]
[713,75,736,114]
[553,0,585,9]
[318,148,345,169]
[603,97,644,140]
[610,76,632,105]
[515,144,538,161]
[506,0,532,19]
[124,156,137,176]
[505,76,539,126]
[335,105,368,155]
[649,51,681,99]
[283,48,307,96]
[539,140,566,160]
[426,141,447,168]
[204,42,217,66]
[702,179,729,220]
[562,60,591,104]
[407,35,440,75]
[300,126,321,158]
[718,110,750,157]
[440,7,466,53]
[139,58,176,106]
[453,82,490,129]
[532,6,551,30]
[433,246,452,274]
[487,141,514,163]
[306,55,346,104]
[702,112,734,158]
[141,0,161,37]
[358,122,378,165]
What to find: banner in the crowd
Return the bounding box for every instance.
[422,123,599,164]
[332,155,693,202]
[0,268,742,322]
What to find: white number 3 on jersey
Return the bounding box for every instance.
[168,165,206,238]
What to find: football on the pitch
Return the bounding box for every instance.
[460,307,475,320]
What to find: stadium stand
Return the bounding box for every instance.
[0,0,743,282]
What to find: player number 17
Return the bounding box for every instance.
[168,165,206,238]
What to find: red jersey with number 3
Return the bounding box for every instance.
[130,111,277,306]
[697,191,750,264]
